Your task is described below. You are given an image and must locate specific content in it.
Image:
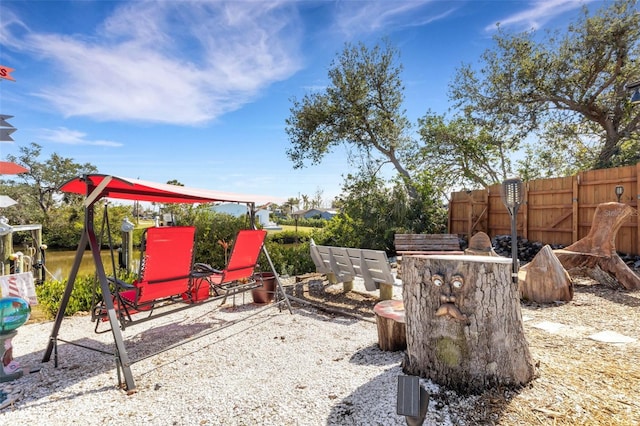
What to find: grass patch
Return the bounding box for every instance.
[270,225,315,234]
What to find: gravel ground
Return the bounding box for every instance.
[0,280,456,426]
[6,272,636,425]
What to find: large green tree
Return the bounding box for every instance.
[4,142,97,225]
[417,111,513,190]
[286,40,420,200]
[449,0,640,177]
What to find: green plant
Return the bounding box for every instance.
[268,229,311,245]
[36,274,98,319]
[261,240,315,276]
[184,208,250,269]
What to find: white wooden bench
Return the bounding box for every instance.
[309,239,396,300]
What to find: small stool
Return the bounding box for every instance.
[373,299,406,351]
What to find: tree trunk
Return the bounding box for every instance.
[402,255,535,395]
[554,202,640,290]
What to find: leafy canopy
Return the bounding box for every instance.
[449,0,640,177]
[286,39,420,200]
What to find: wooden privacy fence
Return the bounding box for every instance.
[448,162,640,256]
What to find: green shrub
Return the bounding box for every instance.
[36,274,98,318]
[260,240,315,276]
[186,209,250,269]
[268,229,311,245]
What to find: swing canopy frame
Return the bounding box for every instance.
[42,174,290,393]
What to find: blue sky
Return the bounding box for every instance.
[0,0,599,205]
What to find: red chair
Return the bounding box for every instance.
[107,226,197,325]
[191,229,268,298]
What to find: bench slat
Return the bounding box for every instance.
[394,234,461,252]
[310,242,396,296]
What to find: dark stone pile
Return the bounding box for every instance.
[491,235,564,263]
[491,234,640,269]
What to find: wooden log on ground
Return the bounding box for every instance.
[518,245,573,303]
[402,255,535,394]
[553,202,640,290]
[373,299,406,351]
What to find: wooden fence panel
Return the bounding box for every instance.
[525,175,574,246]
[448,162,639,256]
[448,190,489,237]
[487,184,512,236]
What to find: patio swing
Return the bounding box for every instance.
[41,174,291,393]
[92,214,270,333]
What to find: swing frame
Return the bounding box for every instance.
[42,174,291,393]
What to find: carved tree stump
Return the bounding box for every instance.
[373,300,406,351]
[553,202,640,290]
[519,245,573,303]
[402,255,535,394]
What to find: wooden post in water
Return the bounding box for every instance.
[402,255,535,394]
[1,233,12,275]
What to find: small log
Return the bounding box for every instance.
[373,299,406,351]
[554,202,640,290]
[464,232,499,257]
[519,245,573,303]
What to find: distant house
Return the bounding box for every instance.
[293,208,338,220]
[211,203,281,230]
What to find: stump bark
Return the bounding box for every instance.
[519,245,573,303]
[402,255,535,394]
[373,300,406,351]
[553,202,640,290]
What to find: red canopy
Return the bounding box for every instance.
[59,174,281,205]
[0,161,29,175]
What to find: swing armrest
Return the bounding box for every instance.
[107,276,135,291]
[192,262,222,276]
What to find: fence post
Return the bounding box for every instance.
[636,162,640,257]
[573,174,579,243]
[522,181,529,239]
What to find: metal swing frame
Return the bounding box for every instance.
[41,174,291,392]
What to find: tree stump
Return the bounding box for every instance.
[402,255,535,394]
[464,231,499,257]
[553,202,640,290]
[373,299,406,351]
[519,245,573,303]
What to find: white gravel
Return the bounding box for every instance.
[0,283,461,425]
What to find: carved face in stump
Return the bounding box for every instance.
[431,272,469,324]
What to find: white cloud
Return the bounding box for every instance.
[5,1,304,125]
[38,127,122,147]
[332,0,456,38]
[484,0,596,32]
